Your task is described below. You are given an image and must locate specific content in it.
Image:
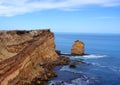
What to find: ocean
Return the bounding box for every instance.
[47,33,120,85]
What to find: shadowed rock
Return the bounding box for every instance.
[69,62,77,68]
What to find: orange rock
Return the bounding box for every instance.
[0,29,59,85]
[71,40,84,55]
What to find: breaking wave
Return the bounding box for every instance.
[70,54,107,60]
[83,54,107,59]
[47,77,99,85]
[47,79,88,85]
[60,65,83,73]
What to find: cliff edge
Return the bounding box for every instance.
[0,29,60,85]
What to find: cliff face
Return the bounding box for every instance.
[0,29,59,85]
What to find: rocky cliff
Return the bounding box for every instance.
[0,29,60,85]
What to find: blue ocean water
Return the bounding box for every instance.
[48,33,120,85]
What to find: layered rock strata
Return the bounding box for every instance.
[0,29,60,85]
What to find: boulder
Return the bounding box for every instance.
[71,40,84,55]
[55,50,61,55]
[69,62,76,68]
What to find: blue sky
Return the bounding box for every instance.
[0,0,120,33]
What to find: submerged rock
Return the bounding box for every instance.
[71,40,84,55]
[69,62,77,68]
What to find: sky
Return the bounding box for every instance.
[0,0,120,33]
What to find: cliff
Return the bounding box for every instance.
[0,29,60,85]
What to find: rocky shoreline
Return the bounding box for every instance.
[27,56,70,85]
[46,54,91,85]
[27,51,91,85]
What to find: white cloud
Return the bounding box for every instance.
[0,0,120,16]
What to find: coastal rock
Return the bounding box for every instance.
[71,40,84,55]
[55,50,61,55]
[69,62,76,68]
[0,29,59,85]
[53,57,70,65]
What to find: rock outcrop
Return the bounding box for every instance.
[0,29,60,85]
[71,40,84,55]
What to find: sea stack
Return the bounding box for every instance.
[71,40,84,55]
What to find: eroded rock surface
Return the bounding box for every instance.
[0,29,60,85]
[71,40,84,55]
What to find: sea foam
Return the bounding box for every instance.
[83,54,107,59]
[70,54,107,60]
[60,65,83,73]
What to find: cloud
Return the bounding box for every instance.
[0,0,120,16]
